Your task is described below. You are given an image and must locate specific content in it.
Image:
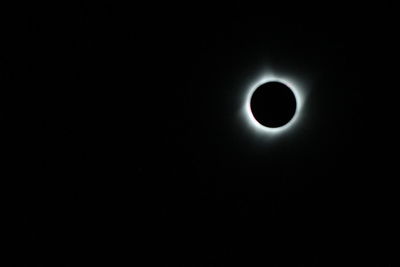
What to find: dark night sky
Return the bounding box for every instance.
[2,1,400,266]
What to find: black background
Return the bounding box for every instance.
[2,1,399,266]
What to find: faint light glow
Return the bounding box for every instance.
[242,72,306,136]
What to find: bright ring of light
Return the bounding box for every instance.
[243,74,305,135]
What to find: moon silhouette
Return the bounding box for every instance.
[250,81,297,128]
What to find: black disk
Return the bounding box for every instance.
[250,81,297,128]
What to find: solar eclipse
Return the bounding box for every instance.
[242,74,305,136]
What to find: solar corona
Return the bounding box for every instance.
[242,73,306,136]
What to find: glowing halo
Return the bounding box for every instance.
[242,73,306,136]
